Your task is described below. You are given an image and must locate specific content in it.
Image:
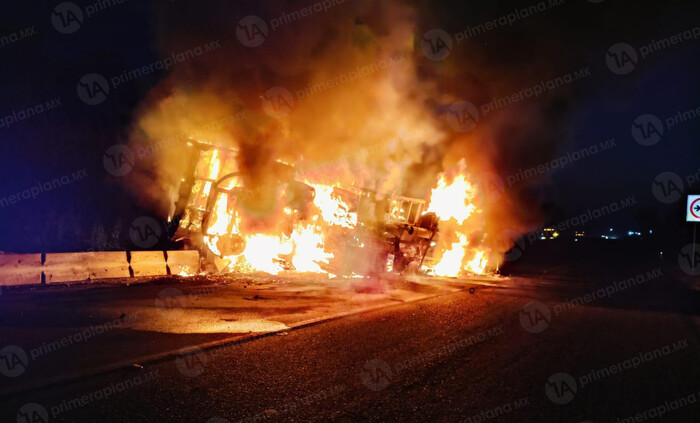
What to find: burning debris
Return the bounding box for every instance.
[169,142,492,277]
[124,0,529,279]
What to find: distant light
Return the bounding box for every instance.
[574,239,579,242]
[649,230,653,234]
[609,228,613,232]
[540,236,546,240]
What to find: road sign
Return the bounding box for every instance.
[687,195,700,222]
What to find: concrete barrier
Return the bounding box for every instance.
[129,251,168,277]
[44,252,130,284]
[0,254,42,286]
[0,250,201,286]
[166,250,200,275]
[88,252,131,280]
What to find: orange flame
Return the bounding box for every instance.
[425,160,490,277]
[308,183,358,229]
[432,234,467,277]
[203,173,352,274]
[426,169,476,224]
[197,149,492,277]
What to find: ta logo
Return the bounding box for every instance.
[519,301,551,334]
[651,171,683,204]
[678,243,700,276]
[631,114,664,146]
[77,73,109,105]
[261,87,294,117]
[0,345,29,377]
[421,29,452,61]
[155,287,187,319]
[477,172,505,204]
[236,15,268,48]
[129,216,162,248]
[175,347,208,377]
[103,144,135,177]
[360,359,393,391]
[51,2,83,34]
[16,403,49,423]
[446,101,479,132]
[605,43,638,75]
[545,372,577,404]
[499,229,526,262]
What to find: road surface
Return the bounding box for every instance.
[1,270,699,422]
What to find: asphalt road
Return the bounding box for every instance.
[2,270,700,423]
[0,274,449,395]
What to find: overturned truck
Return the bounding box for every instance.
[169,141,441,276]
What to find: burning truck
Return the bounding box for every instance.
[122,0,510,280]
[167,140,492,278]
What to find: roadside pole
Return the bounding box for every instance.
[693,223,696,269]
[686,195,700,270]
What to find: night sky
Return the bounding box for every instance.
[1,0,699,252]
